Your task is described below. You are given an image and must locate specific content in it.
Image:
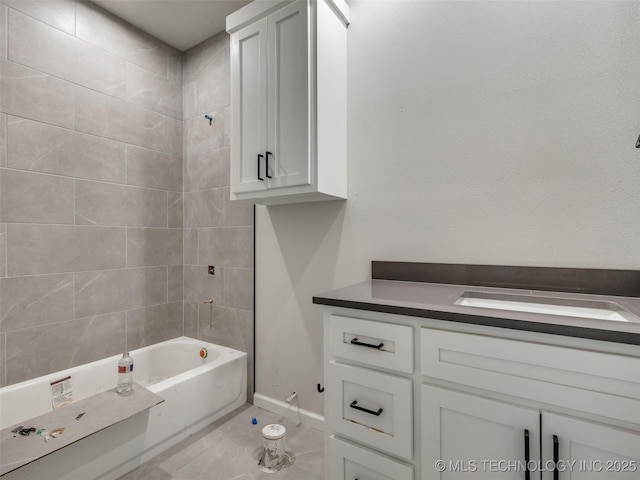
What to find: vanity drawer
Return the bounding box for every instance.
[329,315,413,374]
[421,328,640,424]
[328,362,412,460]
[329,435,414,480]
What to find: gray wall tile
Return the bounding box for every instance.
[168,265,183,302]
[7,224,126,275]
[184,301,197,338]
[199,227,253,268]
[7,116,125,182]
[0,59,74,128]
[0,169,74,224]
[224,105,230,147]
[198,305,252,355]
[168,192,183,228]
[0,113,6,167]
[168,54,182,84]
[5,312,126,385]
[184,147,230,192]
[184,188,224,228]
[75,180,168,227]
[223,186,253,227]
[0,5,6,59]
[75,1,175,77]
[126,62,182,118]
[75,266,167,318]
[126,145,182,192]
[0,331,5,387]
[9,10,126,98]
[127,227,182,267]
[184,55,229,119]
[0,223,5,277]
[223,267,253,311]
[167,116,183,157]
[3,0,75,35]
[184,264,223,305]
[126,301,183,350]
[75,87,167,152]
[183,228,198,265]
[0,273,73,331]
[183,31,228,86]
[184,109,225,156]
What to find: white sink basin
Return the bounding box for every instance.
[455,292,635,322]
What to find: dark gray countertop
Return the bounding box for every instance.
[313,279,640,345]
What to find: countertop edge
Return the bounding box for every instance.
[312,295,640,346]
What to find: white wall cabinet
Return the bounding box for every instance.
[227,0,349,205]
[322,309,640,480]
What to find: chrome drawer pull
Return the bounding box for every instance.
[350,400,383,416]
[350,338,384,349]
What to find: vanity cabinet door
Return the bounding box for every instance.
[421,384,540,480]
[541,412,640,480]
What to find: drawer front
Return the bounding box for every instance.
[329,435,414,480]
[329,315,413,374]
[421,328,640,425]
[328,362,412,460]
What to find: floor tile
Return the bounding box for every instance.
[117,404,324,480]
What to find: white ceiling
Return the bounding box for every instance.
[92,0,252,52]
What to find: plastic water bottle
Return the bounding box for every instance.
[116,352,134,396]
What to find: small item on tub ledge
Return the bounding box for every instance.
[75,412,85,421]
[117,352,134,396]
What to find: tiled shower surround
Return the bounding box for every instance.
[0,0,254,396]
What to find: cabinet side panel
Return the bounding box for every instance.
[316,0,347,198]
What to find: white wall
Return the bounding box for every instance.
[255,0,640,417]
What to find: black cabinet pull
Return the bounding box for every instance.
[257,154,264,181]
[350,400,383,416]
[553,435,559,480]
[265,151,273,178]
[524,429,530,480]
[350,338,384,349]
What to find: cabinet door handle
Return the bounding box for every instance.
[553,435,559,480]
[257,154,264,181]
[524,429,530,480]
[350,338,384,349]
[265,151,273,178]
[350,400,383,416]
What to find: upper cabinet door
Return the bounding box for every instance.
[230,18,268,195]
[267,0,310,189]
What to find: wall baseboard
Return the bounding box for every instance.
[253,393,325,432]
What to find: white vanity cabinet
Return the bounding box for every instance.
[421,385,541,480]
[323,310,640,480]
[227,0,349,205]
[325,314,415,479]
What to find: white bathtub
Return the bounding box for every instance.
[0,336,247,480]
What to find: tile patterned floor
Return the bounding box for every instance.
[117,404,324,480]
